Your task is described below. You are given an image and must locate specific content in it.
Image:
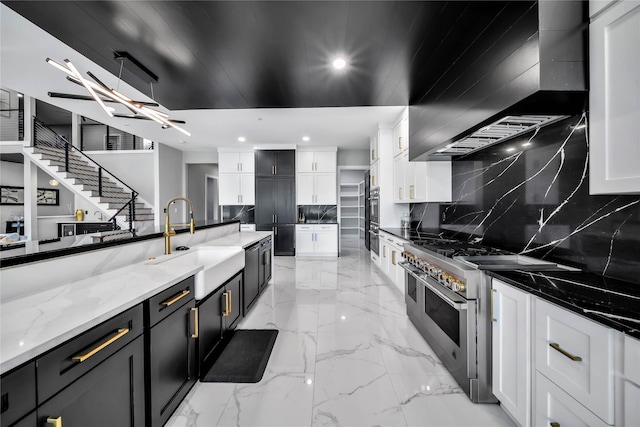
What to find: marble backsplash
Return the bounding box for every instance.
[222,205,255,224]
[411,113,640,284]
[297,205,338,223]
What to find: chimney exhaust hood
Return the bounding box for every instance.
[409,1,588,161]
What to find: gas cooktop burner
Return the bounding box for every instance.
[413,238,511,258]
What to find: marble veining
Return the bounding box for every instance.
[411,114,640,284]
[166,237,515,427]
[222,205,255,224]
[297,205,338,223]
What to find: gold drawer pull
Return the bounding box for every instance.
[191,307,199,339]
[47,416,62,427]
[72,328,130,362]
[549,342,582,361]
[392,251,397,265]
[550,423,560,427]
[227,290,232,315]
[491,289,497,322]
[161,289,190,307]
[223,291,231,316]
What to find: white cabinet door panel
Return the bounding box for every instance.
[239,152,255,173]
[297,173,314,205]
[314,151,336,173]
[315,173,336,204]
[240,173,255,205]
[297,151,314,173]
[219,174,241,205]
[218,152,240,174]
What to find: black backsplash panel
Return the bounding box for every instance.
[297,205,338,223]
[222,205,255,224]
[411,114,640,284]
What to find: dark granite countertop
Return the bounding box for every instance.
[487,270,640,339]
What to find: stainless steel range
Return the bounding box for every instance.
[400,238,510,403]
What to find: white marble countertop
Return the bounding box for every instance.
[0,231,272,375]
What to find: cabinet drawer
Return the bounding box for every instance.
[624,335,640,385]
[535,299,613,423]
[296,225,313,231]
[315,224,336,231]
[147,276,195,327]
[0,362,36,427]
[37,304,144,404]
[535,372,607,427]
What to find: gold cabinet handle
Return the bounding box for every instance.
[409,185,415,199]
[392,251,397,265]
[550,423,560,427]
[223,291,231,316]
[72,328,130,362]
[228,290,232,315]
[191,307,199,338]
[275,165,277,175]
[265,249,270,265]
[47,416,62,427]
[272,165,275,174]
[491,289,497,322]
[398,136,402,149]
[371,149,375,160]
[549,343,582,361]
[161,289,191,307]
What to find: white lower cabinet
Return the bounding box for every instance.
[534,299,614,424]
[621,335,640,426]
[295,224,338,256]
[378,231,407,294]
[491,279,531,427]
[535,371,608,427]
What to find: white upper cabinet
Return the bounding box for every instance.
[296,148,337,205]
[392,114,409,157]
[589,1,640,194]
[297,150,336,173]
[217,148,255,205]
[393,154,452,203]
[370,132,379,164]
[218,150,255,174]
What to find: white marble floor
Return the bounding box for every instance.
[166,237,515,427]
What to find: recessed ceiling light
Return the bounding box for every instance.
[302,136,310,142]
[238,137,246,142]
[332,58,347,69]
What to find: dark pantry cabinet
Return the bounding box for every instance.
[256,176,295,256]
[254,149,295,176]
[146,277,197,427]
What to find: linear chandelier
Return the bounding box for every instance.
[46,58,191,137]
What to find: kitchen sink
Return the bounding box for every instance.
[147,247,245,300]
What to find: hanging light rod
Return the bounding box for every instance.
[45,58,190,137]
[113,51,158,83]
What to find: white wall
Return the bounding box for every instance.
[187,163,218,221]
[338,149,369,167]
[156,143,185,223]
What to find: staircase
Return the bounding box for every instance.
[23,119,154,233]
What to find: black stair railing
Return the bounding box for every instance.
[32,117,140,232]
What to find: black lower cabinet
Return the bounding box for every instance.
[259,237,272,291]
[197,271,243,377]
[273,224,295,256]
[0,362,36,427]
[146,278,197,427]
[37,335,146,427]
[10,412,36,427]
[244,243,260,315]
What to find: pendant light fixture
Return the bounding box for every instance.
[46,58,191,137]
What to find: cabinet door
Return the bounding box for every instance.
[297,173,315,205]
[314,151,336,173]
[255,150,276,176]
[534,372,607,427]
[295,226,315,254]
[197,287,224,373]
[223,272,243,331]
[392,120,403,158]
[399,115,408,152]
[411,161,427,202]
[0,362,36,427]
[370,132,379,163]
[240,173,255,205]
[219,174,241,205]
[297,151,315,173]
[274,224,295,256]
[37,336,145,427]
[255,178,275,225]
[589,1,640,194]
[275,150,295,176]
[371,160,379,188]
[492,279,531,427]
[315,173,336,204]
[315,227,338,255]
[393,154,405,202]
[261,242,272,286]
[275,178,296,223]
[149,300,197,427]
[218,152,240,174]
[239,151,255,173]
[244,244,260,314]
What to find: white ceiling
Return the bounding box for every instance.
[0,4,404,152]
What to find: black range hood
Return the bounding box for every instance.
[409,1,588,161]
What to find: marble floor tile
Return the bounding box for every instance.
[166,236,514,427]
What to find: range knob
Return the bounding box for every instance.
[451,280,466,292]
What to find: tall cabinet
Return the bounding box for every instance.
[255,150,296,256]
[296,148,337,205]
[589,1,640,194]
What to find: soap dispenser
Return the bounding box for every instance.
[75,209,84,221]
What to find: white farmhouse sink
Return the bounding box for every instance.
[148,247,244,300]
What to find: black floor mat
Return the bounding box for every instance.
[201,329,278,383]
